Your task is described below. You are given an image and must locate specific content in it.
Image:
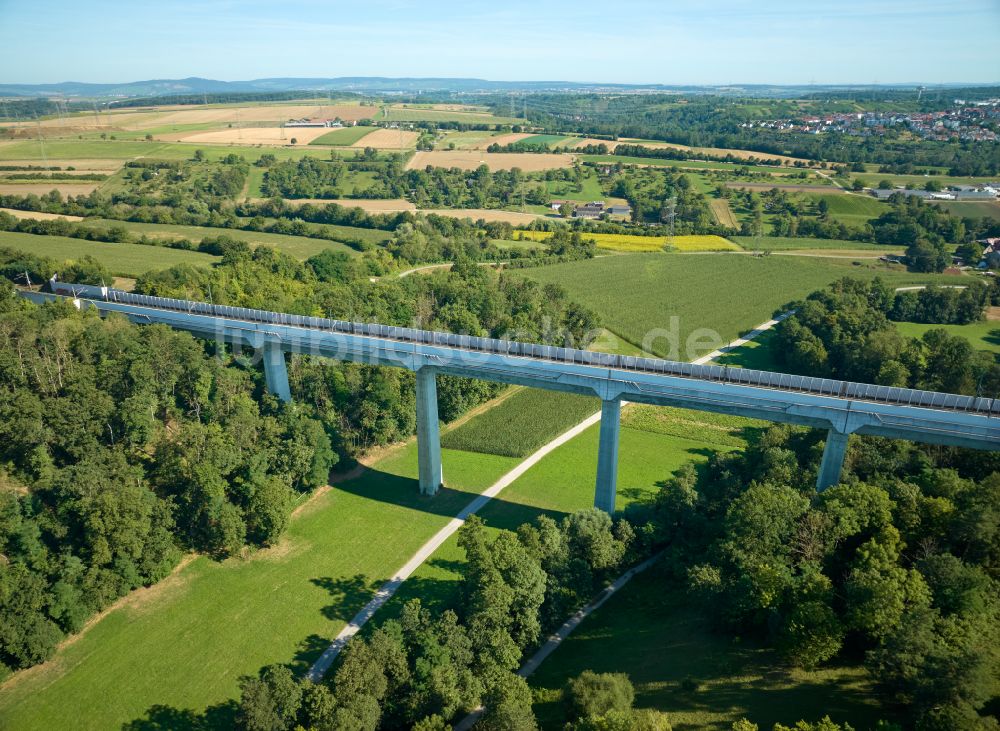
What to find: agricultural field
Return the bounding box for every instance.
[731,235,898,251]
[709,197,738,227]
[348,128,419,149]
[0,181,103,196]
[441,388,599,457]
[0,230,219,276]
[931,200,1000,221]
[712,328,783,371]
[177,126,334,146]
[308,126,376,146]
[516,230,740,252]
[517,134,579,148]
[406,150,574,172]
[381,106,521,125]
[530,571,882,730]
[436,130,517,150]
[517,253,958,358]
[0,207,83,221]
[74,219,363,259]
[894,319,1000,355]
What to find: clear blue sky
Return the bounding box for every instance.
[1,0,998,85]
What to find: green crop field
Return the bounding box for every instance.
[530,571,882,730]
[0,231,219,276]
[309,127,375,146]
[732,236,897,251]
[895,319,1000,354]
[516,254,957,358]
[441,388,599,457]
[381,108,521,124]
[931,200,1000,221]
[76,218,361,259]
[518,135,577,148]
[0,445,521,731]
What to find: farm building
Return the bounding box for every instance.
[284,118,339,128]
[573,201,607,219]
[608,204,632,217]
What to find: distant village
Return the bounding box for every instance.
[743,100,1000,142]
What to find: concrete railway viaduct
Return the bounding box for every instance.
[24,282,1000,512]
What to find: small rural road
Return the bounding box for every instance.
[692,310,794,365]
[307,313,790,682]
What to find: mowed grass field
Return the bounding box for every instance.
[530,570,883,730]
[75,219,361,259]
[0,445,522,731]
[517,254,957,358]
[931,200,1000,221]
[441,388,599,457]
[805,193,886,226]
[308,127,376,146]
[516,230,740,252]
[894,319,1000,354]
[0,231,219,276]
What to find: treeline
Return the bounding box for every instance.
[773,278,1000,395]
[613,143,788,167]
[742,188,1000,272]
[0,280,335,677]
[643,423,999,729]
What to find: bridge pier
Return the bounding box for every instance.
[816,429,850,491]
[261,343,291,402]
[416,368,443,496]
[594,398,621,513]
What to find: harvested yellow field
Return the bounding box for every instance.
[420,208,544,224]
[709,198,739,228]
[618,138,811,165]
[178,126,333,146]
[516,230,741,252]
[0,182,102,196]
[570,138,620,150]
[0,207,84,221]
[0,159,124,171]
[350,129,419,149]
[406,150,574,172]
[11,104,376,131]
[477,133,534,148]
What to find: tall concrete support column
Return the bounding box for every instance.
[594,398,622,513]
[415,368,443,496]
[262,343,291,402]
[816,429,850,491]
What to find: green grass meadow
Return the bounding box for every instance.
[894,319,1000,355]
[0,446,521,731]
[0,231,219,276]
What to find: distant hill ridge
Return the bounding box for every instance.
[1,76,997,99]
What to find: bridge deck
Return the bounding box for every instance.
[46,281,1000,418]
